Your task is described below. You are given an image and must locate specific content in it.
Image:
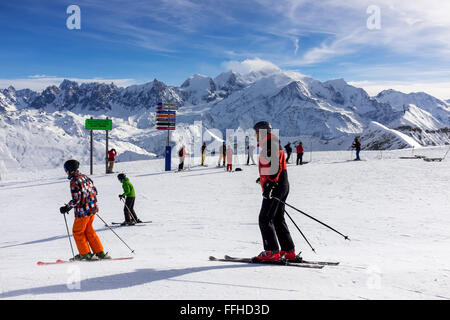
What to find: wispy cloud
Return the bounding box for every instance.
[294,38,299,55]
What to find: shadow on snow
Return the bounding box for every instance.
[0,264,299,298]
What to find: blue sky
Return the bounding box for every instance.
[0,0,449,99]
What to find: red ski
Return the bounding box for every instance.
[37,257,133,265]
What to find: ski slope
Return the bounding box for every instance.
[0,147,449,300]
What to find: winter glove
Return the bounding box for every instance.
[262,180,277,199]
[59,205,71,214]
[255,177,260,184]
[119,194,125,200]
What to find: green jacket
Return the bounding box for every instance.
[121,178,135,197]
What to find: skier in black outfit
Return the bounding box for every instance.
[253,121,297,262]
[284,142,292,164]
[352,137,362,161]
[218,142,226,167]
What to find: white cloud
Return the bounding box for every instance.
[349,80,450,101]
[221,58,280,74]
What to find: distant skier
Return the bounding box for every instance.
[352,137,362,161]
[107,148,117,173]
[218,142,226,167]
[201,142,208,166]
[226,145,233,172]
[247,144,256,165]
[178,145,187,171]
[118,173,141,225]
[59,160,110,260]
[284,142,293,164]
[253,121,296,262]
[296,142,304,165]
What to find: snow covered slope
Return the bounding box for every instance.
[0,148,449,299]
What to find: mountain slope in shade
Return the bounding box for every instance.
[360,121,422,150]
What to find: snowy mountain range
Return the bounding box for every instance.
[1,68,449,171]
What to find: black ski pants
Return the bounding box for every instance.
[258,170,295,252]
[296,153,303,165]
[286,152,292,163]
[124,197,139,222]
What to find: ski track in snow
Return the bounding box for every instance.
[0,147,449,299]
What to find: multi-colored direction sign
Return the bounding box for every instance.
[156,102,178,171]
[156,102,177,130]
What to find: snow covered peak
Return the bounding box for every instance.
[59,79,79,91]
[214,71,246,89]
[324,78,369,99]
[181,74,215,90]
[376,89,450,125]
[180,74,217,105]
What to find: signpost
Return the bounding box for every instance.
[85,117,112,175]
[156,102,177,171]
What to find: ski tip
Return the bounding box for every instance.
[37,261,43,265]
[209,256,217,261]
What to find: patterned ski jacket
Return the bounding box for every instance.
[67,171,99,218]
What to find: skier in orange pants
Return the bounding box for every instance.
[60,159,110,260]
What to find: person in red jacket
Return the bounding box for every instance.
[253,121,296,262]
[296,142,304,165]
[107,148,117,173]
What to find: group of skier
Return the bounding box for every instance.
[179,141,254,172]
[60,121,360,263]
[60,159,142,261]
[283,141,304,165]
[182,139,308,171]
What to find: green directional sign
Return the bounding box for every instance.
[85,119,112,130]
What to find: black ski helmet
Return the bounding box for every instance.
[64,159,79,173]
[253,121,272,132]
[117,173,126,181]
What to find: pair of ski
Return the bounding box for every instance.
[209,255,339,269]
[37,256,133,266]
[109,221,152,227]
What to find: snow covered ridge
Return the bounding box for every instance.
[0,69,449,171]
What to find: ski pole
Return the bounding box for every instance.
[62,212,75,260]
[120,197,137,223]
[443,146,450,160]
[95,213,135,253]
[273,197,350,241]
[284,209,316,253]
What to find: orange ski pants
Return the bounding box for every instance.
[72,215,104,255]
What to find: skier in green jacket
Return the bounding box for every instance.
[117,173,142,225]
